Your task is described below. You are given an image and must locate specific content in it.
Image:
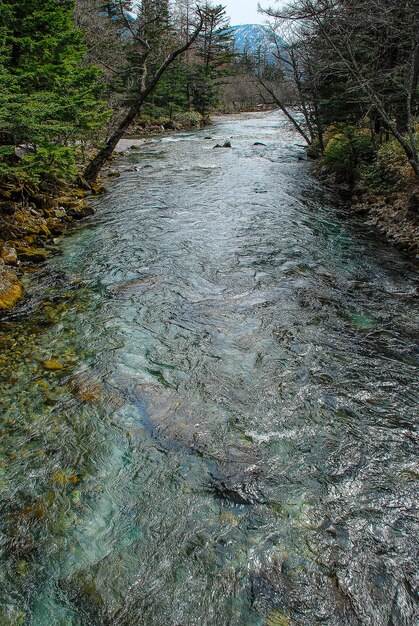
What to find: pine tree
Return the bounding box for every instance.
[188,3,234,114]
[0,0,108,187]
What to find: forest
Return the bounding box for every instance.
[1,1,417,188]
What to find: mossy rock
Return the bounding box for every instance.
[38,223,52,239]
[46,218,66,235]
[43,359,63,371]
[1,245,18,266]
[16,247,47,263]
[266,610,291,626]
[30,193,55,210]
[67,203,95,220]
[0,268,24,311]
[90,183,108,195]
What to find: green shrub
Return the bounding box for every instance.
[322,126,376,183]
[376,139,413,184]
[173,111,204,128]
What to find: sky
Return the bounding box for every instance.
[222,0,275,25]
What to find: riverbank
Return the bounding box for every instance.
[0,186,99,312]
[314,164,419,258]
[0,112,212,313]
[310,123,419,259]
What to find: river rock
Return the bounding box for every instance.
[66,202,95,220]
[1,244,18,266]
[90,183,108,195]
[16,247,47,263]
[53,207,67,219]
[31,193,55,211]
[213,140,232,149]
[0,265,24,310]
[209,465,265,505]
[47,218,66,235]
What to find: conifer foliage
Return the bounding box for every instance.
[0,0,108,187]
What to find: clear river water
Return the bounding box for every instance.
[0,112,418,626]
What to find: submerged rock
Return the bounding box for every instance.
[43,359,63,371]
[209,464,266,505]
[266,610,290,626]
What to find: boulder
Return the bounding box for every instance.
[46,218,66,235]
[31,193,55,211]
[16,247,47,263]
[0,266,24,310]
[53,207,67,219]
[66,202,95,220]
[1,245,18,266]
[213,140,232,149]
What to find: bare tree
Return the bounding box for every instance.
[264,0,419,176]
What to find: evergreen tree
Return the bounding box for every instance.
[0,0,108,187]
[189,3,234,114]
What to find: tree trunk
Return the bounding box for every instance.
[83,109,138,182]
[257,76,312,145]
[83,12,204,182]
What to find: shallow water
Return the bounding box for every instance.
[0,112,418,625]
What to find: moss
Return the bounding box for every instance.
[16,247,47,263]
[266,610,291,626]
[43,359,63,371]
[0,245,17,266]
[0,270,24,311]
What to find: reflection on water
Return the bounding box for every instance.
[0,112,418,625]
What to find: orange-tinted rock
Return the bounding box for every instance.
[17,247,47,263]
[0,266,24,310]
[43,359,63,371]
[1,245,18,266]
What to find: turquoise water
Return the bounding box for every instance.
[0,112,418,625]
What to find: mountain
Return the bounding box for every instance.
[230,24,287,64]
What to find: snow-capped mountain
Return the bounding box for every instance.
[230,24,287,64]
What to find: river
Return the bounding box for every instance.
[0,112,418,625]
